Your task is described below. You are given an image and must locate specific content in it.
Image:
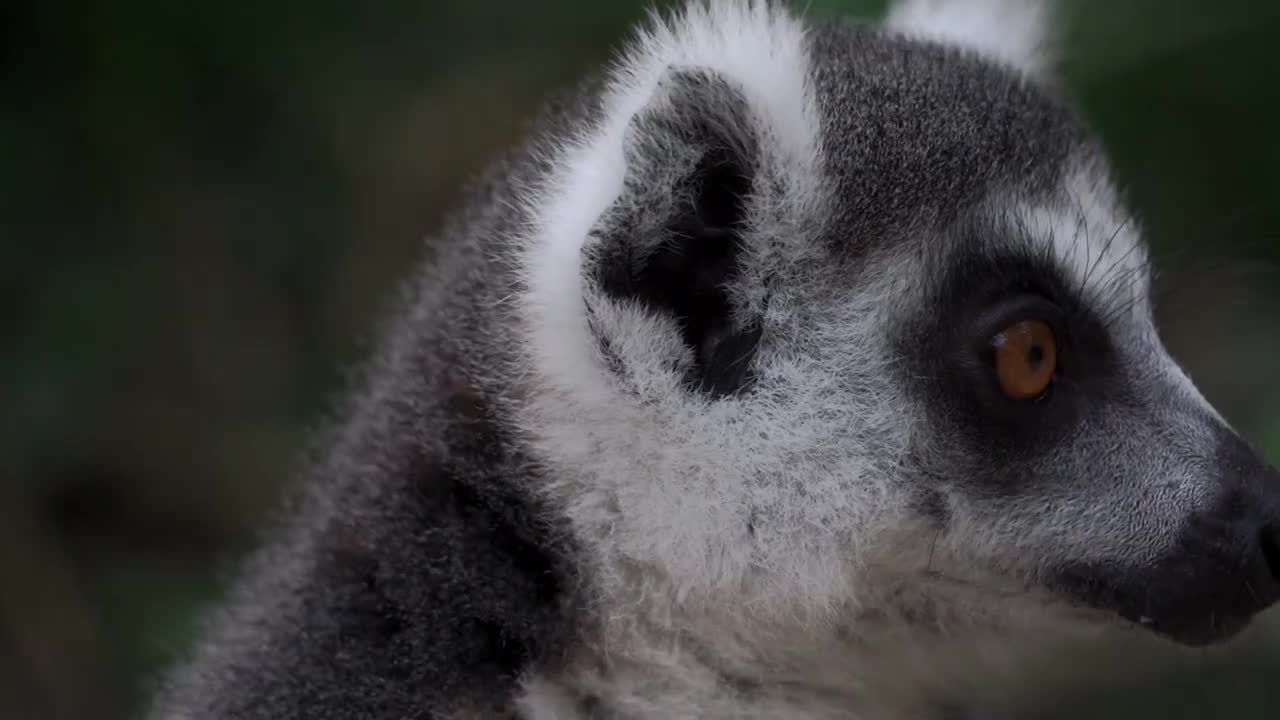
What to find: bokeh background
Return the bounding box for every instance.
[3,1,1280,718]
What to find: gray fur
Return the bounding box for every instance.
[150,2,1280,719]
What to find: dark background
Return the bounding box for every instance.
[3,1,1279,718]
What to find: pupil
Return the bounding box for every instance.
[1027,344,1044,368]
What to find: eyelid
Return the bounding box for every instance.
[970,294,1064,347]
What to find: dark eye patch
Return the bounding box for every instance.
[895,222,1128,465]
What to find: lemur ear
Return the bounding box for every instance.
[589,68,763,398]
[885,0,1058,78]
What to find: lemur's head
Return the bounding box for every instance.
[517,0,1280,649]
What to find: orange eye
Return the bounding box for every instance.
[992,320,1057,400]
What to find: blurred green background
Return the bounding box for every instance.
[2,1,1279,718]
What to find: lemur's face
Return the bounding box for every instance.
[520,2,1280,647]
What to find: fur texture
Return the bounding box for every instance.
[886,0,1058,76]
[151,2,1280,719]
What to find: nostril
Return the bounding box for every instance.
[1260,525,1280,584]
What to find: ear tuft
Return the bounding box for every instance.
[885,0,1058,78]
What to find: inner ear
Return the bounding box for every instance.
[595,144,763,398]
[691,148,750,229]
[653,148,761,397]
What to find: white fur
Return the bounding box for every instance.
[1013,162,1149,321]
[886,0,1057,76]
[516,0,847,614]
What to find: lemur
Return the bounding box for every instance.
[150,1,1280,718]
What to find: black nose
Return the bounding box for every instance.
[1218,431,1280,595]
[1259,521,1280,591]
[1050,429,1280,647]
[1113,432,1280,646]
[1200,431,1280,625]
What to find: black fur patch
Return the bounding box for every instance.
[896,223,1124,486]
[591,69,763,399]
